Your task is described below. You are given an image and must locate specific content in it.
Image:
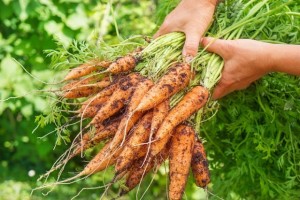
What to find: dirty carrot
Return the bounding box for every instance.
[135,63,192,112]
[90,74,142,125]
[191,139,210,188]
[115,111,153,174]
[149,85,209,157]
[120,145,169,196]
[105,54,138,74]
[64,60,111,81]
[169,125,195,200]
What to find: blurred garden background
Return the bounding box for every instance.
[0,0,299,200]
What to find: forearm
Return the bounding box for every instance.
[270,44,300,75]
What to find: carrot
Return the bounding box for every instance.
[120,145,169,196]
[81,73,138,107]
[106,78,153,150]
[143,100,170,163]
[191,139,210,188]
[126,78,154,111]
[61,76,113,99]
[90,73,142,125]
[77,104,103,118]
[62,75,113,92]
[108,111,143,151]
[62,87,100,99]
[81,143,124,176]
[55,142,123,185]
[73,119,120,156]
[135,63,192,112]
[64,60,111,81]
[62,75,102,91]
[169,125,195,200]
[115,111,153,174]
[149,86,209,158]
[39,120,120,180]
[81,90,112,107]
[105,55,138,74]
[150,100,170,138]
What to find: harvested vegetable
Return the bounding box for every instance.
[169,125,195,200]
[32,0,300,199]
[191,139,210,188]
[135,63,192,112]
[64,60,111,81]
[149,86,209,157]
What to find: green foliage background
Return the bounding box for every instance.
[0,0,299,200]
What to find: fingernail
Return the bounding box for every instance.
[184,55,193,63]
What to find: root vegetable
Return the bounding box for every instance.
[77,104,103,118]
[115,111,153,174]
[64,60,111,81]
[120,145,169,195]
[169,125,195,200]
[135,63,192,112]
[191,139,210,188]
[90,74,142,125]
[149,86,209,157]
[106,55,138,74]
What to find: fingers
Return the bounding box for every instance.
[201,37,230,59]
[182,31,202,61]
[212,83,229,100]
[153,19,174,39]
[153,27,167,39]
[212,79,251,100]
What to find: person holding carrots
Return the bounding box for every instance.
[154,0,300,99]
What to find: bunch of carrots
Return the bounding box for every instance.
[35,0,299,199]
[36,50,211,199]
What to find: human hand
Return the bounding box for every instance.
[154,0,218,61]
[202,37,274,99]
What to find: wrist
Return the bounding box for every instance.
[263,43,277,73]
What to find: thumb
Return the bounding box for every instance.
[212,84,228,100]
[202,37,229,59]
[182,32,201,62]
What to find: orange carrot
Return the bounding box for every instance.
[61,140,124,182]
[169,125,195,200]
[149,86,209,158]
[108,111,143,151]
[71,120,120,156]
[64,60,111,81]
[135,63,192,112]
[141,100,170,165]
[105,78,153,150]
[62,76,114,99]
[77,104,103,118]
[150,100,170,138]
[191,139,210,188]
[126,78,154,111]
[62,87,100,99]
[81,73,138,107]
[83,143,124,175]
[90,74,142,125]
[115,111,153,174]
[37,121,119,180]
[106,55,138,74]
[120,145,169,195]
[62,75,102,90]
